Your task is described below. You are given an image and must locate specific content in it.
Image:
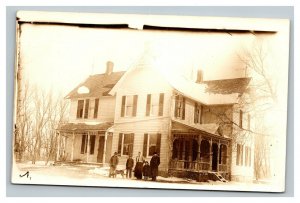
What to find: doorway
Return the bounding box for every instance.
[97,136,105,163]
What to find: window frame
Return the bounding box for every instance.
[120,133,134,156]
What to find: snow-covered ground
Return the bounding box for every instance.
[11,161,283,192]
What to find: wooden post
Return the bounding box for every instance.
[189,139,193,169]
[197,135,202,171]
[217,141,221,172]
[103,132,108,163]
[86,132,90,163]
[209,138,212,171]
[71,131,75,162]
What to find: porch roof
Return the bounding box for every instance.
[171,120,231,141]
[57,122,113,133]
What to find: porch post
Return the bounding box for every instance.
[189,139,193,169]
[209,138,213,171]
[71,131,75,162]
[217,140,221,172]
[197,135,202,171]
[86,131,90,163]
[103,132,108,163]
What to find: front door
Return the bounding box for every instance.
[97,136,105,163]
[212,143,218,171]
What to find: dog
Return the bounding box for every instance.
[109,168,125,178]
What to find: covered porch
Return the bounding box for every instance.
[169,121,231,181]
[56,122,113,164]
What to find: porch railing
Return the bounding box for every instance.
[169,160,228,172]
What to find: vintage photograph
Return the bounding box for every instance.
[12,11,290,192]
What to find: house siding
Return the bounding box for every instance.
[69,96,115,123]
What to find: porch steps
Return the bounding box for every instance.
[208,172,228,183]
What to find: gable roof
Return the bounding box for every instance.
[109,65,250,105]
[201,77,251,95]
[65,71,125,99]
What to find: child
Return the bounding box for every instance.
[142,161,151,181]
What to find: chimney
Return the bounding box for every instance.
[196,70,203,83]
[106,61,114,75]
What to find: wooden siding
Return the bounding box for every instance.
[171,95,233,137]
[112,118,171,172]
[69,96,116,123]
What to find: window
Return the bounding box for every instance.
[84,99,90,119]
[94,98,99,119]
[143,133,161,157]
[81,134,96,154]
[239,110,243,128]
[77,99,90,119]
[194,103,202,124]
[121,95,138,117]
[77,100,84,118]
[236,144,244,166]
[245,146,251,167]
[174,95,185,119]
[146,93,164,116]
[117,133,134,156]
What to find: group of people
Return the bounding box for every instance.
[109,151,160,181]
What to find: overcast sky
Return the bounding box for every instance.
[19,23,265,96]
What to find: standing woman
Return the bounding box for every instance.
[150,152,160,181]
[134,152,144,179]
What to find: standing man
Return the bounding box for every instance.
[150,152,160,181]
[134,151,144,179]
[126,154,134,179]
[109,152,119,178]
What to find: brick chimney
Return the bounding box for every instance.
[106,61,114,75]
[196,70,203,83]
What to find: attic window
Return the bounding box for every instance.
[77,86,90,94]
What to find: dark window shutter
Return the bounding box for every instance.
[84,99,90,119]
[132,95,138,116]
[129,133,134,155]
[121,96,126,117]
[200,105,203,124]
[194,102,198,123]
[174,95,178,117]
[182,97,185,120]
[146,94,151,116]
[158,93,164,116]
[118,133,123,155]
[89,135,96,154]
[239,110,243,128]
[81,134,86,154]
[156,133,161,155]
[143,133,148,157]
[94,98,99,118]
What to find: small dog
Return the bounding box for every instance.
[110,169,125,178]
[115,169,125,178]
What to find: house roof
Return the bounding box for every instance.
[200,77,251,95]
[57,122,113,132]
[65,71,126,99]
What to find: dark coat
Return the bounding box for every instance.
[150,154,160,169]
[143,164,151,177]
[126,157,134,169]
[110,155,119,167]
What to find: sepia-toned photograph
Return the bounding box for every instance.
[12,10,290,192]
